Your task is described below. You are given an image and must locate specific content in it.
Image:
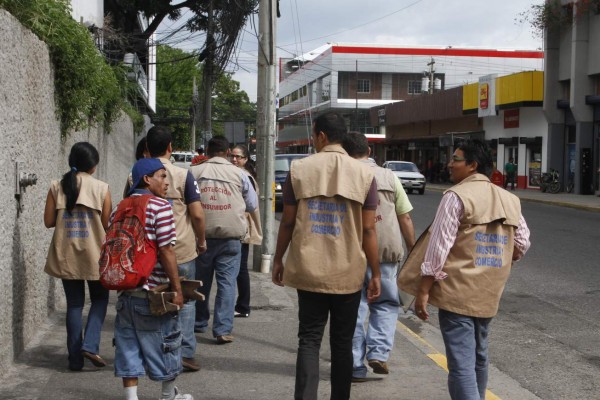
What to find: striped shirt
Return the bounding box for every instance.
[421,191,531,280]
[110,190,176,288]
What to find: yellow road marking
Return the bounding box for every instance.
[397,321,501,400]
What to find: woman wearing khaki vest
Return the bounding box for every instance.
[230,144,262,318]
[44,142,112,371]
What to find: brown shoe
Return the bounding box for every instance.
[182,357,201,371]
[216,335,234,344]
[82,351,107,368]
[368,359,389,375]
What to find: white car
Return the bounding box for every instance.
[382,161,426,195]
[170,151,195,169]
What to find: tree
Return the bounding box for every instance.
[155,45,256,149]
[517,0,600,37]
[105,0,257,73]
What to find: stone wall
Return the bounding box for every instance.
[0,10,139,374]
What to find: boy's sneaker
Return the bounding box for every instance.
[160,387,194,400]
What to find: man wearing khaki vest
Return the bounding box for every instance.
[272,112,381,400]
[342,132,416,381]
[407,140,531,400]
[190,136,257,344]
[147,126,207,372]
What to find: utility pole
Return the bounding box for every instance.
[427,57,435,94]
[202,0,214,147]
[191,76,199,151]
[254,0,277,273]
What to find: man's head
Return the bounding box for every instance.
[207,136,230,157]
[449,139,493,183]
[509,157,514,163]
[129,158,168,197]
[197,147,205,155]
[146,126,172,158]
[342,131,370,159]
[312,112,347,152]
[135,136,148,160]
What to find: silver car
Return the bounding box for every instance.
[382,161,426,194]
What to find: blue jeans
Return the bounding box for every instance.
[195,239,241,337]
[61,279,109,370]
[295,289,361,400]
[178,260,196,358]
[114,294,182,381]
[439,309,492,400]
[352,263,400,378]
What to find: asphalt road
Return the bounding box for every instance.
[407,190,600,400]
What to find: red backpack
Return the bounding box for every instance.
[99,195,158,290]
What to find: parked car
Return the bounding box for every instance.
[275,153,309,210]
[382,161,426,194]
[170,151,195,169]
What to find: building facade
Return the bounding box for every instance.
[277,43,543,154]
[543,0,600,194]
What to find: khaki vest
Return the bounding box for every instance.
[45,173,108,280]
[398,174,521,317]
[372,164,404,263]
[159,157,197,264]
[190,157,247,239]
[283,144,375,294]
[242,172,263,245]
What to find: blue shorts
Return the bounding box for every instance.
[114,294,183,381]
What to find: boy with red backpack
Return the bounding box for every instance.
[107,158,193,400]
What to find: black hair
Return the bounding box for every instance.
[61,142,99,212]
[313,111,347,144]
[197,147,204,154]
[233,144,256,178]
[207,136,230,156]
[342,131,370,158]
[135,136,147,160]
[456,139,494,177]
[146,126,172,157]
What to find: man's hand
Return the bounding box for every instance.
[197,240,207,255]
[272,258,285,287]
[366,276,381,302]
[172,291,184,309]
[414,291,430,321]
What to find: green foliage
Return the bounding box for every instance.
[156,44,202,150]
[156,44,256,149]
[0,0,141,135]
[517,0,600,38]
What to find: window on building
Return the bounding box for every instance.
[357,79,371,93]
[408,80,422,95]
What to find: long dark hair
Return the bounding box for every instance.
[233,144,256,179]
[61,142,100,212]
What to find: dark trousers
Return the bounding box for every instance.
[504,173,515,190]
[295,289,362,400]
[235,243,251,315]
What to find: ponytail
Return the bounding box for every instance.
[61,142,99,212]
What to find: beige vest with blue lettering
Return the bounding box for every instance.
[283,145,375,294]
[45,173,108,280]
[190,157,247,239]
[159,158,198,264]
[430,174,521,318]
[371,164,405,263]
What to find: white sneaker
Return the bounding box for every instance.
[160,387,193,400]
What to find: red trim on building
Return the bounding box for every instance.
[331,46,544,59]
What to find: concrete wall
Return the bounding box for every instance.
[0,10,138,374]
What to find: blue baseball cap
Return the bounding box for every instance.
[128,158,165,196]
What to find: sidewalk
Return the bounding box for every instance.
[3,272,539,400]
[4,184,584,399]
[427,183,600,213]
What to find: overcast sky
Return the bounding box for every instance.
[158,0,542,102]
[237,0,542,101]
